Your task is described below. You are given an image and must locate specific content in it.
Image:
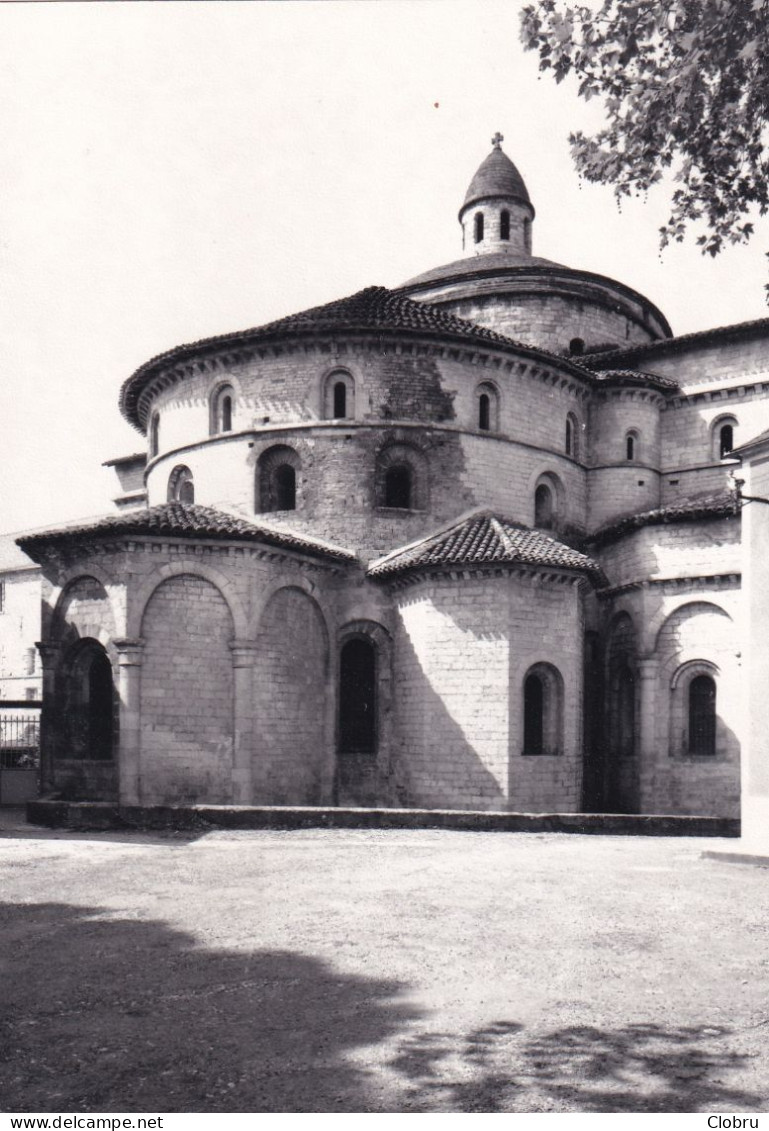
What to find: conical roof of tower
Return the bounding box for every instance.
[461,145,532,215]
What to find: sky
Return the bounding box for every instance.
[2,0,768,535]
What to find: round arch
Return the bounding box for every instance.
[50,566,123,643]
[651,599,733,660]
[129,561,248,640]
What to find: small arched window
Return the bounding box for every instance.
[377,443,427,511]
[150,413,160,458]
[534,483,554,530]
[474,212,484,244]
[384,465,411,509]
[500,210,510,241]
[689,674,716,756]
[323,369,355,420]
[167,465,195,504]
[476,382,499,432]
[569,338,585,357]
[523,216,532,253]
[257,445,301,513]
[625,430,639,462]
[713,418,737,461]
[210,384,235,435]
[523,663,563,756]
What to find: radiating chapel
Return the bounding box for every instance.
[21,135,767,818]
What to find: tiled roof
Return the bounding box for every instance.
[461,146,531,213]
[120,286,547,430]
[584,316,769,368]
[587,492,740,546]
[16,503,357,563]
[368,511,605,584]
[590,368,679,393]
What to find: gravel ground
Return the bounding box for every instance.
[1,810,767,1114]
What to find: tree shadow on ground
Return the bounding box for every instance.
[0,901,418,1113]
[392,1020,765,1112]
[2,900,764,1113]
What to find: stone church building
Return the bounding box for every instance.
[19,137,766,819]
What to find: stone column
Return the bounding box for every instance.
[230,640,259,805]
[114,639,145,806]
[636,656,660,812]
[35,642,61,796]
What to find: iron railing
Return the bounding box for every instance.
[0,709,40,769]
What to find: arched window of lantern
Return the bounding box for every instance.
[257,445,301,512]
[376,443,428,512]
[500,210,510,241]
[167,465,195,504]
[523,215,532,253]
[474,212,484,244]
[569,338,585,357]
[475,382,500,432]
[625,429,640,462]
[210,383,235,435]
[323,369,356,421]
[712,416,737,461]
[670,660,720,759]
[522,662,564,756]
[565,413,580,459]
[150,412,160,459]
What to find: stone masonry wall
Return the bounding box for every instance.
[139,574,234,805]
[252,586,331,805]
[392,571,583,813]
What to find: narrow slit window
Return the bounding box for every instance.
[385,465,411,509]
[474,212,484,244]
[479,393,491,431]
[523,674,544,755]
[626,434,635,462]
[275,464,296,510]
[565,418,573,456]
[689,674,716,756]
[221,395,232,433]
[535,483,554,529]
[333,381,347,419]
[500,210,510,241]
[719,424,734,459]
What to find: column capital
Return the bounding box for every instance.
[637,657,660,679]
[35,641,61,670]
[113,638,145,666]
[230,640,259,668]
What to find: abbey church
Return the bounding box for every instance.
[17,136,767,820]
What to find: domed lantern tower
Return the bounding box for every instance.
[459,132,535,257]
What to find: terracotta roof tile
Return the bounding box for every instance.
[120,287,539,430]
[368,511,605,583]
[590,368,679,393]
[16,503,356,563]
[587,492,739,546]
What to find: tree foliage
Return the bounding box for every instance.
[520,0,769,275]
